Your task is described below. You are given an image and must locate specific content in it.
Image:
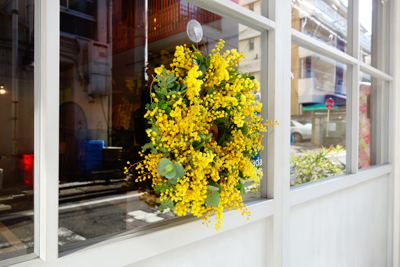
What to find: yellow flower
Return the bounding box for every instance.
[131,40,272,230]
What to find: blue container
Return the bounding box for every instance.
[79,140,104,152]
[78,140,104,171]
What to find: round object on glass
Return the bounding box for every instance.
[187,20,203,43]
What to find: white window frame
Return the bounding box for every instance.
[6,0,399,266]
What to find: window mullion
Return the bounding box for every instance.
[346,0,360,174]
[35,0,60,261]
[267,0,291,266]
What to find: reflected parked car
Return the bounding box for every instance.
[291,120,312,143]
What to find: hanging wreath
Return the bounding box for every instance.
[126,39,275,230]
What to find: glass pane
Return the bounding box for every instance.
[232,0,262,15]
[0,0,35,260]
[359,0,390,71]
[59,0,264,249]
[290,45,347,186]
[291,0,348,52]
[359,72,386,169]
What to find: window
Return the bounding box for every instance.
[0,0,35,261]
[358,72,388,168]
[58,0,264,250]
[290,45,347,186]
[249,38,255,51]
[0,0,396,265]
[359,0,391,72]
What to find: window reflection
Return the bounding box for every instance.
[0,0,35,260]
[290,45,347,186]
[59,0,262,249]
[291,0,348,52]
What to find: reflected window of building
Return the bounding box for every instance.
[249,38,255,51]
[290,44,347,186]
[249,3,254,11]
[231,0,261,15]
[291,0,348,52]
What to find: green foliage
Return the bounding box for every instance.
[204,184,220,207]
[205,191,220,207]
[291,145,345,185]
[158,198,175,212]
[157,158,184,180]
[192,133,213,151]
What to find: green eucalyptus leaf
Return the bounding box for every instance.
[168,177,178,185]
[157,158,172,175]
[165,169,176,179]
[173,163,184,178]
[215,183,224,191]
[166,164,173,172]
[161,103,168,109]
[205,191,220,207]
[193,58,198,65]
[207,185,219,192]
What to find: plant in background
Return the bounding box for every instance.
[290,145,345,185]
[125,40,276,230]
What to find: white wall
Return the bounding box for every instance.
[131,217,269,267]
[290,175,389,267]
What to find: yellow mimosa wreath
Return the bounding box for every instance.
[127,40,274,230]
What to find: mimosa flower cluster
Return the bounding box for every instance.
[126,40,275,230]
